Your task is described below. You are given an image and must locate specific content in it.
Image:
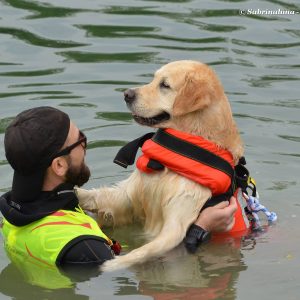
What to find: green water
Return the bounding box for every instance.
[0,0,299,299]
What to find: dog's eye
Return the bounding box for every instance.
[160,80,170,89]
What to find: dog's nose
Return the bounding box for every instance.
[124,89,136,104]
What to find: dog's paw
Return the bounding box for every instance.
[75,188,98,211]
[101,256,125,272]
[101,255,136,272]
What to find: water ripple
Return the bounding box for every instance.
[235,99,300,109]
[95,112,132,122]
[277,135,300,143]
[0,62,22,66]
[0,27,87,48]
[0,68,64,77]
[103,6,247,19]
[58,51,161,63]
[244,75,300,88]
[232,38,300,49]
[0,117,14,133]
[0,90,71,99]
[9,80,142,88]
[267,180,297,191]
[283,29,300,38]
[234,113,284,123]
[265,0,300,11]
[88,140,127,149]
[1,0,92,19]
[142,0,192,2]
[0,160,8,166]
[266,64,300,69]
[209,57,255,67]
[32,95,83,100]
[77,25,228,44]
[231,48,291,58]
[59,103,97,108]
[185,19,245,32]
[148,45,228,52]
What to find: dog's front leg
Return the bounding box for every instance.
[101,189,210,271]
[76,175,139,226]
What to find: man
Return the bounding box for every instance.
[0,106,237,269]
[0,106,115,268]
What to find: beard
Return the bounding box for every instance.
[65,160,91,187]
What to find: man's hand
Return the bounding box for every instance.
[195,196,238,233]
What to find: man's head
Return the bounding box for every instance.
[4,106,90,204]
[45,120,90,190]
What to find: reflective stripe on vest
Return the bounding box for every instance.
[137,128,234,196]
[1,207,111,267]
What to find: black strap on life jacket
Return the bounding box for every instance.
[113,132,155,168]
[202,157,250,210]
[152,129,235,179]
[114,129,234,178]
[113,129,251,207]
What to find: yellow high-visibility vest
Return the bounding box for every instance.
[1,207,112,267]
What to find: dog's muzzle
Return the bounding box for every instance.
[124,88,136,105]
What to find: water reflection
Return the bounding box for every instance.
[0,90,72,99]
[58,51,160,63]
[88,140,127,149]
[95,112,132,122]
[0,117,14,134]
[0,27,86,48]
[267,180,297,191]
[0,235,252,300]
[231,38,300,49]
[244,74,300,88]
[103,6,244,20]
[0,263,90,300]
[277,135,300,142]
[2,0,91,19]
[234,113,284,123]
[10,80,140,88]
[235,99,300,109]
[117,237,249,300]
[0,67,64,76]
[77,24,228,44]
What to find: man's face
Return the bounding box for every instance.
[65,159,90,187]
[63,122,90,186]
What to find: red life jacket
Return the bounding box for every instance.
[113,128,249,235]
[135,128,249,235]
[136,128,234,196]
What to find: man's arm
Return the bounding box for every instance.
[195,196,237,232]
[57,238,114,267]
[185,196,238,252]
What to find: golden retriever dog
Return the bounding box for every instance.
[77,60,244,271]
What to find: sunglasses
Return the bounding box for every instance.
[51,130,87,161]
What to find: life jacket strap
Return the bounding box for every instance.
[113,130,253,201]
[113,132,155,168]
[152,129,235,179]
[114,129,235,179]
[204,157,254,208]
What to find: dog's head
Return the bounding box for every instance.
[124,60,225,128]
[124,60,243,160]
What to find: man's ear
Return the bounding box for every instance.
[50,157,68,177]
[172,72,211,117]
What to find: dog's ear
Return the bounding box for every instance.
[172,72,212,117]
